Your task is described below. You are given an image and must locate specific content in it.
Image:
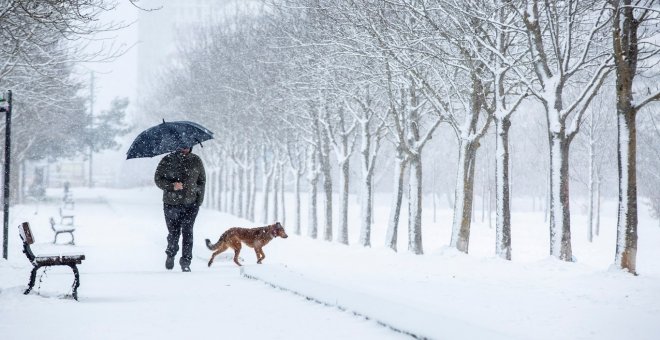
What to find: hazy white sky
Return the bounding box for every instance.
[82,2,139,119]
[78,2,145,185]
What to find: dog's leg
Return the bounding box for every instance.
[232,242,242,266]
[208,244,229,267]
[255,248,261,264]
[255,248,265,264]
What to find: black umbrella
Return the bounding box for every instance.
[126,120,214,159]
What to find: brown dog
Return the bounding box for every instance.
[206,222,288,267]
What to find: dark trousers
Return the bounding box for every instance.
[164,203,199,266]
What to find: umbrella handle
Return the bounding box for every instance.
[195,138,203,148]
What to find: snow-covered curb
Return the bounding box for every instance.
[240,264,514,340]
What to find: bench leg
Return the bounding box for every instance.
[24,265,41,295]
[53,232,58,244]
[69,264,80,301]
[69,232,75,245]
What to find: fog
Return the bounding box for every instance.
[5,0,660,266]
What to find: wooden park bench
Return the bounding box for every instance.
[62,193,75,210]
[49,217,76,245]
[19,222,85,300]
[59,206,75,226]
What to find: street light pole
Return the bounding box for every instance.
[88,71,94,188]
[1,90,12,260]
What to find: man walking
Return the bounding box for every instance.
[154,146,206,272]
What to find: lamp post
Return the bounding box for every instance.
[1,90,12,259]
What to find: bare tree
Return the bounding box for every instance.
[508,0,613,261]
[286,141,307,235]
[570,91,615,242]
[441,0,528,260]
[345,86,385,247]
[610,0,660,274]
[400,1,494,254]
[638,109,660,229]
[348,2,443,254]
[323,102,357,244]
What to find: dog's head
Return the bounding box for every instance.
[270,222,288,238]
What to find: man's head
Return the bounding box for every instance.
[179,147,191,155]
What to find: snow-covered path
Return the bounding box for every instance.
[2,269,403,339]
[0,190,404,340]
[2,187,660,339]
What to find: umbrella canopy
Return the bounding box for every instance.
[126,120,214,159]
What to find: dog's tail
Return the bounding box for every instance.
[205,238,218,250]
[206,231,230,250]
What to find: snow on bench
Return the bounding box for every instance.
[49,216,76,245]
[19,222,85,300]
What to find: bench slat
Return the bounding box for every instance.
[52,226,76,232]
[34,254,85,265]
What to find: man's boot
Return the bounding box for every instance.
[180,258,191,272]
[165,256,175,270]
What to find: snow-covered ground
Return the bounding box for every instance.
[1,187,659,339]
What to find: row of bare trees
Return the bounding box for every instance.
[0,0,134,200]
[142,0,660,274]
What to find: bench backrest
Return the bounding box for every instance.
[18,222,34,245]
[60,207,74,216]
[18,222,36,261]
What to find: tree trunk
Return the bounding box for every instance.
[614,105,638,274]
[262,171,272,224]
[244,165,250,219]
[280,164,286,226]
[495,117,512,260]
[272,166,279,222]
[432,162,437,224]
[318,134,333,242]
[588,136,595,242]
[336,159,350,244]
[19,159,25,204]
[450,140,478,253]
[230,167,237,216]
[250,164,257,221]
[222,165,229,212]
[237,167,244,218]
[321,169,333,242]
[215,166,225,211]
[488,187,493,229]
[595,173,601,237]
[385,156,407,251]
[612,1,639,274]
[544,169,550,223]
[308,174,318,239]
[214,169,220,210]
[208,169,216,210]
[245,166,252,220]
[548,133,573,261]
[307,150,319,239]
[408,154,423,254]
[358,121,377,247]
[294,170,301,235]
[446,191,454,210]
[359,166,373,247]
[481,167,486,223]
